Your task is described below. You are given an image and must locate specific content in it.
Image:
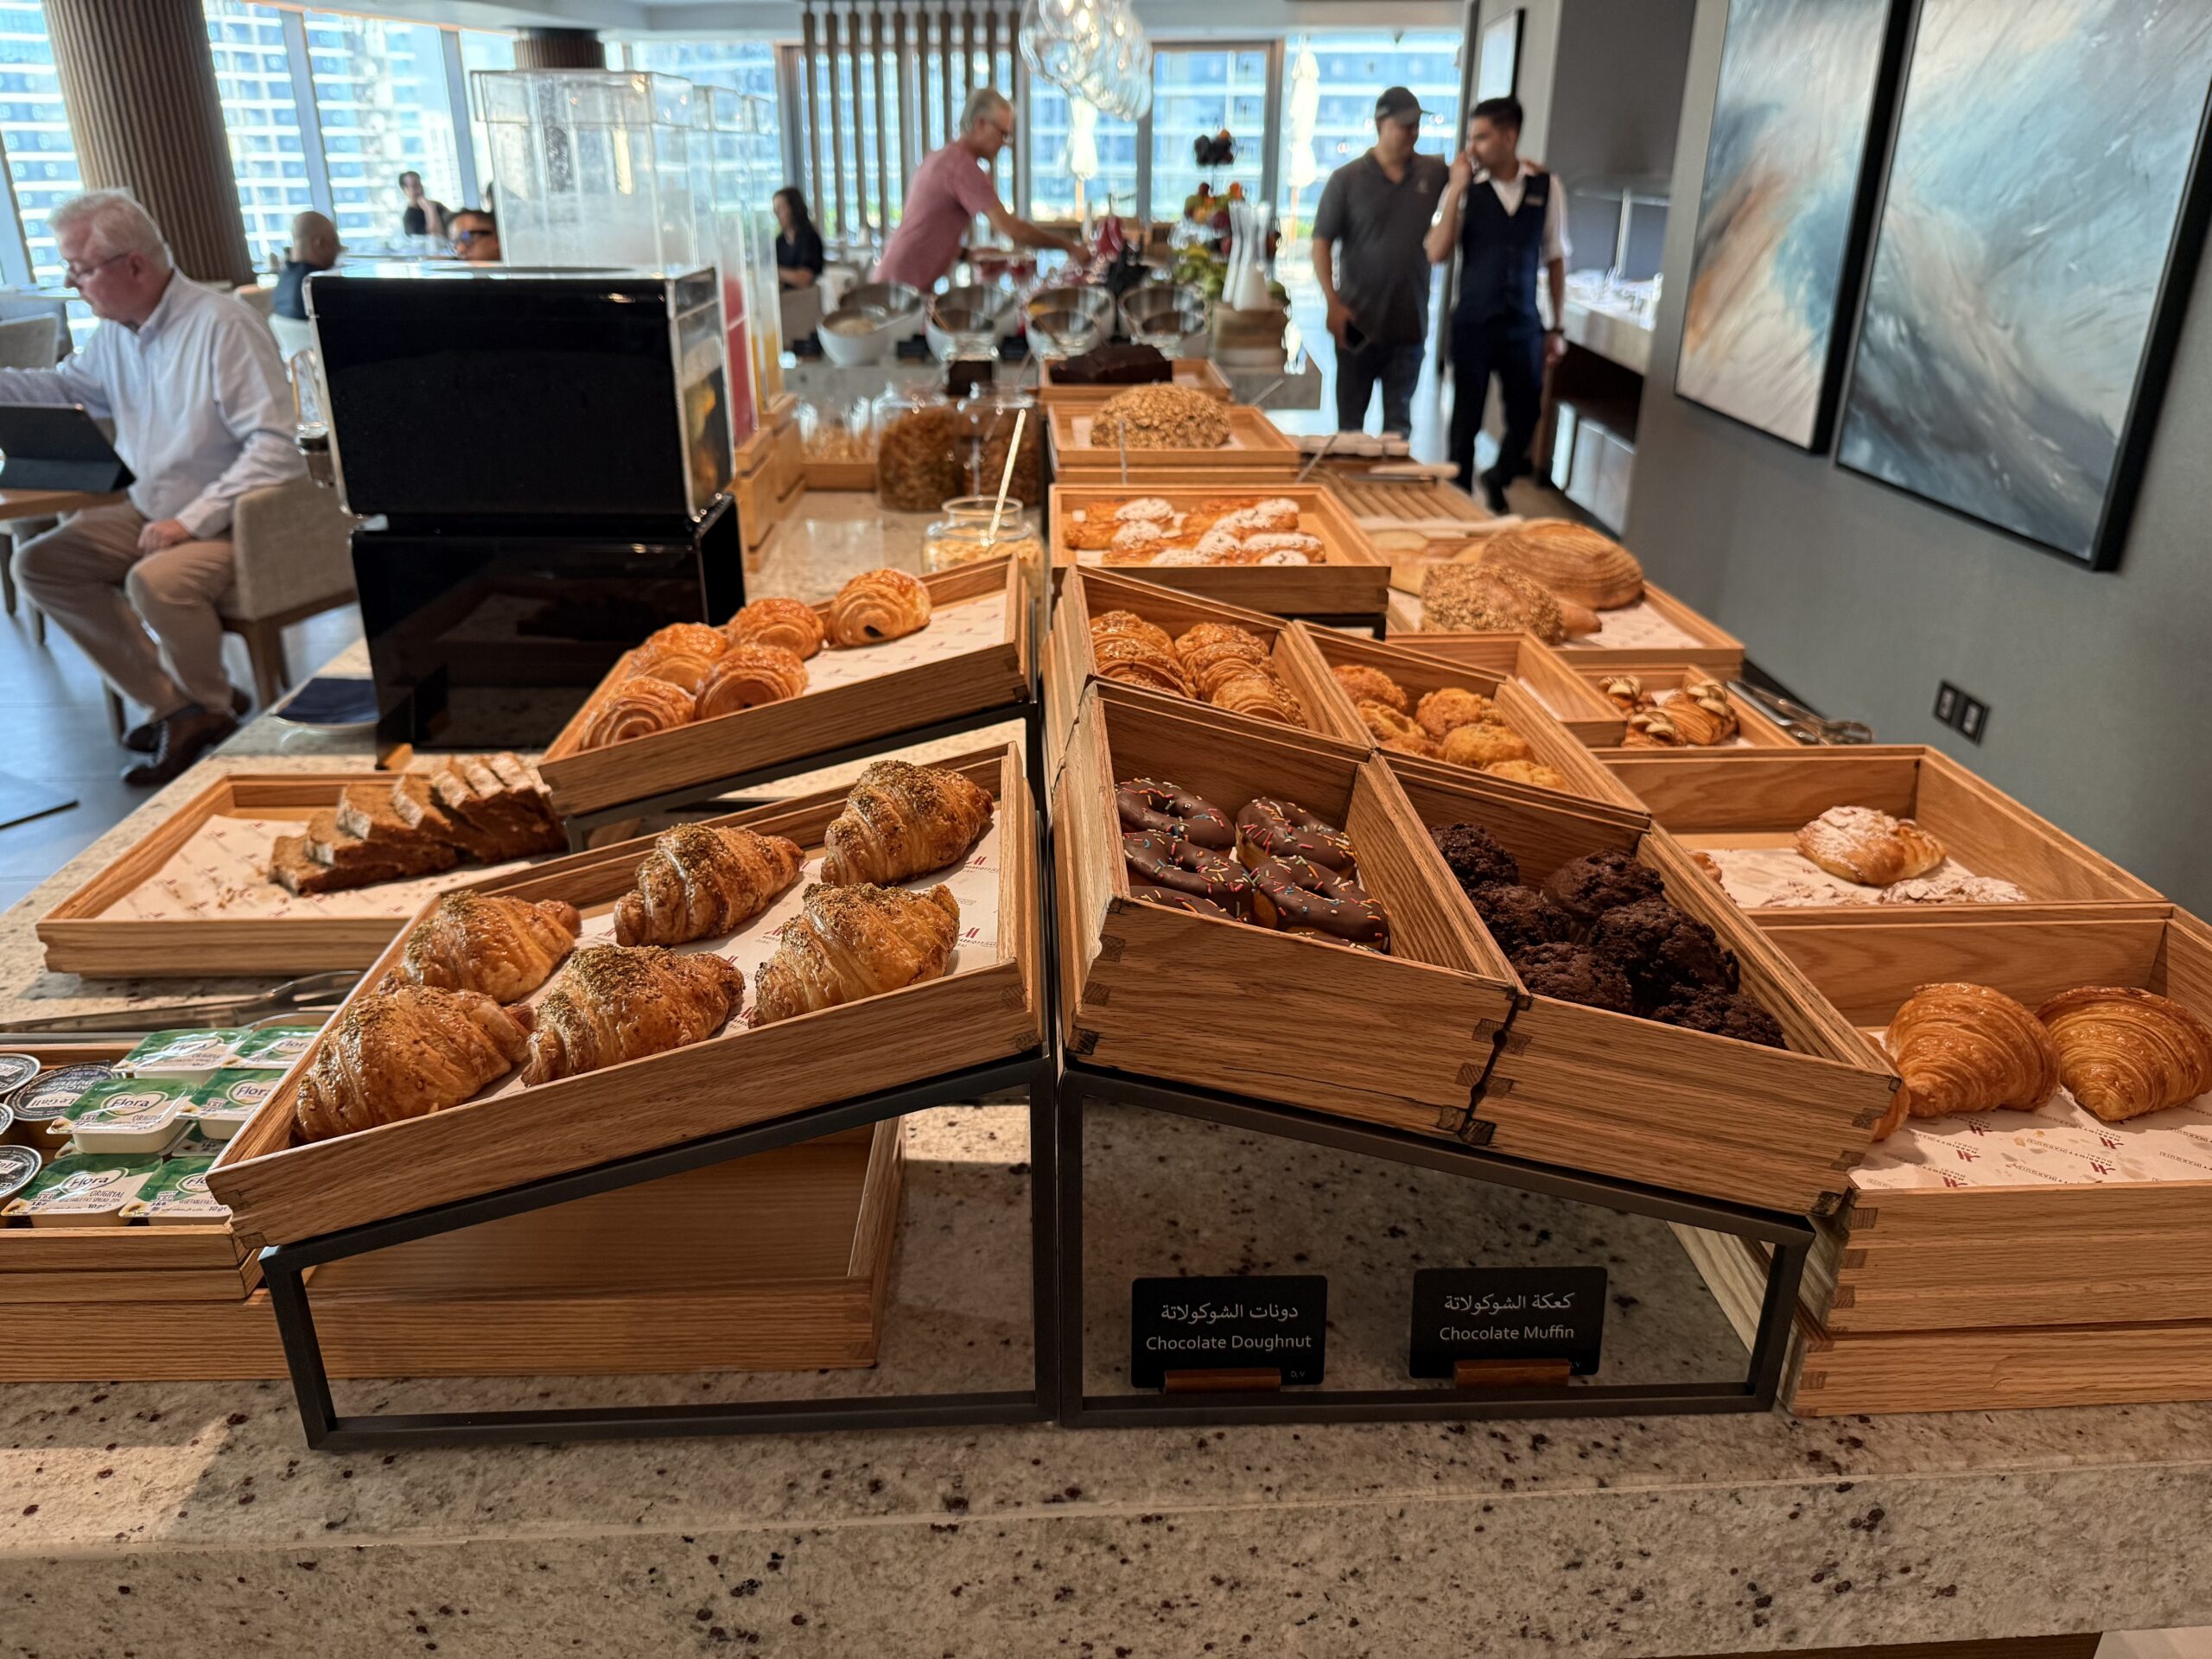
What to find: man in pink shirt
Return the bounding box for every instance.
[875,89,1084,289]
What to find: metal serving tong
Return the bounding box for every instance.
[1728,680,1876,747]
[0,970,359,1037]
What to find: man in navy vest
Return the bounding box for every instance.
[1426,96,1570,511]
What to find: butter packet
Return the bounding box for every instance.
[184,1069,281,1139]
[227,1026,322,1071]
[121,1156,230,1225]
[0,1144,39,1205]
[3,1154,161,1226]
[119,1028,245,1077]
[63,1077,199,1154]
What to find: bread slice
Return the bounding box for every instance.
[305,809,459,876]
[429,756,563,859]
[391,772,505,861]
[333,781,422,844]
[271,835,406,894]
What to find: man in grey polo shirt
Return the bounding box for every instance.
[1309,86,1449,437]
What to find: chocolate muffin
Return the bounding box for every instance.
[1431,822,1519,893]
[1471,882,1573,959]
[1541,847,1667,927]
[1510,941,1634,1014]
[1586,898,1739,1011]
[1649,986,1787,1049]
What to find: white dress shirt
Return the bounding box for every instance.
[0,274,302,537]
[1484,168,1572,265]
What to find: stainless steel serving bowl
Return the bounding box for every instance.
[1119,283,1211,353]
[927,283,1020,361]
[1025,285,1116,358]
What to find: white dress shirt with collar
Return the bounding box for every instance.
[0,274,302,537]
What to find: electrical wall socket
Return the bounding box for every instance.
[1933,682,1961,725]
[1934,680,1989,743]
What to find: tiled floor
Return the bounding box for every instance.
[0,588,360,912]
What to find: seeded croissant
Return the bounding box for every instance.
[294,985,532,1142]
[750,882,962,1027]
[391,891,582,1002]
[613,823,805,947]
[522,944,746,1085]
[820,760,995,885]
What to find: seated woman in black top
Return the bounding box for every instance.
[774,188,825,289]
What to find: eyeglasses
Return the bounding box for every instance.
[62,251,129,285]
[451,231,493,247]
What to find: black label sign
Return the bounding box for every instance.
[1408,1267,1605,1379]
[1130,1275,1327,1389]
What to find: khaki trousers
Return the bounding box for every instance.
[12,503,235,717]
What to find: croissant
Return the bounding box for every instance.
[1207,664,1305,725]
[392,891,583,1002]
[750,882,961,1027]
[1092,635,1191,696]
[294,986,531,1142]
[1796,805,1946,886]
[2037,986,2212,1122]
[1090,610,1176,657]
[1878,982,2062,1139]
[577,674,695,751]
[694,643,809,719]
[613,823,805,946]
[521,944,745,1085]
[724,595,825,659]
[627,622,730,693]
[827,567,932,647]
[1173,622,1268,689]
[820,760,995,885]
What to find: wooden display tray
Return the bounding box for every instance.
[1288,624,1637,812]
[1046,567,1361,763]
[1383,759,1898,1214]
[1049,484,1389,619]
[1037,357,1232,405]
[1574,664,1800,754]
[1606,747,2164,923]
[540,555,1033,819]
[1406,581,1745,674]
[799,459,877,492]
[35,771,505,977]
[733,398,807,555]
[1046,402,1300,481]
[1764,909,2212,1335]
[1055,686,1511,1136]
[0,1120,903,1381]
[209,745,1040,1249]
[1678,1224,2212,1417]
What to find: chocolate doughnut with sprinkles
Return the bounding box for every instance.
[1123,830,1254,917]
[1248,854,1390,951]
[1235,797,1355,872]
[1116,778,1235,849]
[1126,883,1235,920]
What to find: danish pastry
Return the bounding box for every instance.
[826,567,931,647]
[723,596,825,659]
[1880,982,2060,1138]
[1795,805,1946,887]
[2036,986,2212,1122]
[1619,709,1683,748]
[1665,680,1738,746]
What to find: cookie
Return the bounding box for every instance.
[1470,883,1573,959]
[1429,822,1518,893]
[1541,848,1667,927]
[1586,898,1739,1011]
[1510,941,1633,1014]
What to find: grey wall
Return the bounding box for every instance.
[1627,0,2212,912]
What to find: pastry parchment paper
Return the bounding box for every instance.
[1701,847,2004,910]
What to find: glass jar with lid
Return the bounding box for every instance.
[873,385,963,512]
[924,496,1041,573]
[953,385,1042,504]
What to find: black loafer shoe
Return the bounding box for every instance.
[122,703,239,786]
[124,686,249,753]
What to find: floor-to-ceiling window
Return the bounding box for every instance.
[458,27,514,209]
[1149,45,1269,228]
[0,0,81,285]
[305,10,463,248]
[1025,82,1136,226]
[206,0,313,270]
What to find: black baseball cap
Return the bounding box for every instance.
[1375,86,1424,126]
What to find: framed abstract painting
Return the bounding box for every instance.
[1838,0,2212,570]
[1675,0,1908,451]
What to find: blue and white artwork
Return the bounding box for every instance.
[1839,0,2212,566]
[1676,0,1896,450]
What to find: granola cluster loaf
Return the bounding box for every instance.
[1089,385,1231,449]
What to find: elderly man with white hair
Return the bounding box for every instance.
[874,87,1086,290]
[1,190,302,785]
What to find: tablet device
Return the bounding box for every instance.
[0,404,133,493]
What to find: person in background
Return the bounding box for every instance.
[450,209,500,264]
[774,188,824,289]
[271,211,339,322]
[1427,94,1571,511]
[1310,86,1449,439]
[398,170,448,240]
[874,90,1084,289]
[0,191,302,784]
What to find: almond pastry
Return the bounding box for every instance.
[2037,986,2212,1122]
[1665,679,1738,746]
[1092,636,1191,696]
[1880,982,2061,1139]
[1795,805,1946,886]
[1619,709,1682,748]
